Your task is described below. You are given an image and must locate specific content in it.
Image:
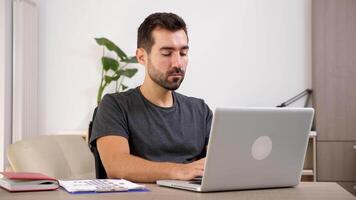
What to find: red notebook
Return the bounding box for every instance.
[0,172,59,192]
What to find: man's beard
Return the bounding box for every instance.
[147,62,185,91]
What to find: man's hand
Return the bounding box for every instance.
[170,158,205,180]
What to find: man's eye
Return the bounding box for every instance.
[180,52,187,56]
[161,53,171,56]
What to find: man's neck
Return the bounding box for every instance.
[140,82,174,108]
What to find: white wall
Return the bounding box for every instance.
[0,0,13,170]
[37,0,311,134]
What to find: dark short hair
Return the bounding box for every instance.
[137,12,188,53]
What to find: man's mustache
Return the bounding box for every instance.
[167,67,185,76]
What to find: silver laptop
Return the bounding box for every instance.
[157,107,314,192]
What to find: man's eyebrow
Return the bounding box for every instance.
[159,46,189,51]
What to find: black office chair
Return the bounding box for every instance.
[88,107,108,179]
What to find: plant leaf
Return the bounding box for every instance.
[95,37,128,60]
[111,74,121,81]
[102,57,119,71]
[121,84,128,91]
[122,56,138,63]
[119,68,138,78]
[104,75,113,83]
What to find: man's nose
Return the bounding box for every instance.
[171,52,183,68]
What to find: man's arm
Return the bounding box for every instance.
[97,135,205,183]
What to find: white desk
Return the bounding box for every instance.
[0,182,355,200]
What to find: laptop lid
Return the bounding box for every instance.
[157,107,314,192]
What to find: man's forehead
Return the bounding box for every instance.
[151,28,188,48]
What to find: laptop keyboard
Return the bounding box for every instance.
[188,180,202,185]
[189,177,202,185]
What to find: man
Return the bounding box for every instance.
[90,12,212,183]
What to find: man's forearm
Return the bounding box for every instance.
[105,153,178,183]
[97,136,205,182]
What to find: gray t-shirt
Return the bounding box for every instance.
[90,87,213,163]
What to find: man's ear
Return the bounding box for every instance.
[136,48,147,65]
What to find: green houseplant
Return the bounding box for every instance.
[95,37,138,104]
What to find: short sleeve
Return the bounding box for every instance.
[204,102,213,146]
[89,94,129,146]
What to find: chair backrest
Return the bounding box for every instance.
[7,135,95,180]
[88,107,107,179]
